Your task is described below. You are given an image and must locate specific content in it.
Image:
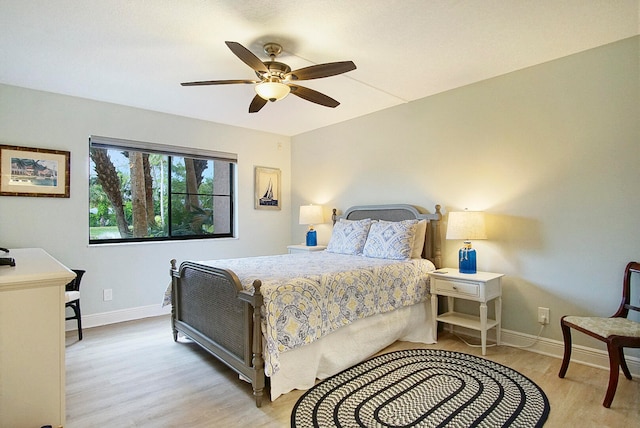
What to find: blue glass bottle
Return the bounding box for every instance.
[458,241,477,274]
[306,229,317,246]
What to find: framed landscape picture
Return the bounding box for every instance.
[0,144,70,198]
[254,166,281,210]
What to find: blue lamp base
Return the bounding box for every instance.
[458,246,477,274]
[306,229,317,246]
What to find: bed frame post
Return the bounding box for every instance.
[433,205,442,269]
[169,259,178,342]
[251,280,265,407]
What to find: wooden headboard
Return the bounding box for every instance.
[337,204,442,268]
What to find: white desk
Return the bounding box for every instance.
[0,248,75,428]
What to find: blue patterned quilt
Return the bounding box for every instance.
[195,252,435,376]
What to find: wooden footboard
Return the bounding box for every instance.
[170,259,265,407]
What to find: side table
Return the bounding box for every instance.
[429,269,504,355]
[287,244,327,254]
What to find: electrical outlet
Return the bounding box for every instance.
[103,289,113,301]
[538,307,549,325]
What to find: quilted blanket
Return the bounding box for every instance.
[196,251,435,376]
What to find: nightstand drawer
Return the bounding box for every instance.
[433,278,479,298]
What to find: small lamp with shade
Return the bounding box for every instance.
[446,210,487,274]
[299,205,324,246]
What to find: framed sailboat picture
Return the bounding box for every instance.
[254,166,281,210]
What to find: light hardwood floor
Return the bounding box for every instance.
[65,315,638,427]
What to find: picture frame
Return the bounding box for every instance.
[254,166,281,210]
[0,144,71,198]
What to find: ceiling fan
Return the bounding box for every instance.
[181,41,357,113]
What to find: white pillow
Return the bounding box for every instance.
[362,219,418,260]
[326,218,372,255]
[411,219,427,259]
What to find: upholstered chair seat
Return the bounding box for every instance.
[64,290,80,303]
[562,316,640,339]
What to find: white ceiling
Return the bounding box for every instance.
[1,1,638,136]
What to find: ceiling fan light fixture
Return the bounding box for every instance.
[255,81,290,102]
[181,41,356,112]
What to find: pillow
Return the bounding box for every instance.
[362,219,419,260]
[410,219,427,259]
[326,218,372,255]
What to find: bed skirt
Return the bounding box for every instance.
[269,299,435,400]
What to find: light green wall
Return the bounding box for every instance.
[291,36,640,350]
[1,36,638,353]
[0,84,292,315]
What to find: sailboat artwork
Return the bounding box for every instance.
[259,178,277,206]
[254,166,281,210]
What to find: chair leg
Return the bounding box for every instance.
[75,301,83,341]
[67,301,83,341]
[617,347,632,380]
[603,342,620,408]
[558,319,573,378]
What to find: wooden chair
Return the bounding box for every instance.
[558,261,640,407]
[65,269,85,340]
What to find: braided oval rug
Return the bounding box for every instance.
[291,349,550,428]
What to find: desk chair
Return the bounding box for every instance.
[558,261,640,407]
[65,269,85,340]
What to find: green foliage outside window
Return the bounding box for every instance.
[89,138,235,244]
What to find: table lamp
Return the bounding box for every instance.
[299,205,324,246]
[446,210,487,274]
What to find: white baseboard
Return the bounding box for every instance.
[65,304,171,331]
[67,307,639,377]
[444,326,640,377]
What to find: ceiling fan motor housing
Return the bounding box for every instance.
[256,61,291,81]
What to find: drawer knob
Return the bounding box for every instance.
[452,286,458,290]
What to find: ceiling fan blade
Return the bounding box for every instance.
[249,94,268,113]
[225,41,269,74]
[289,85,340,108]
[286,61,356,81]
[181,79,258,86]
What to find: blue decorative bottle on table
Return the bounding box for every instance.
[458,241,477,274]
[306,228,317,246]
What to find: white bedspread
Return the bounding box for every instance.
[196,251,435,376]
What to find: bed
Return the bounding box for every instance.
[169,203,442,407]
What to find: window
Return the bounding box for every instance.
[89,136,236,244]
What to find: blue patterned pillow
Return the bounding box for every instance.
[326,218,372,255]
[362,219,419,260]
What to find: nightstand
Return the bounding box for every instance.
[287,244,327,254]
[429,269,504,355]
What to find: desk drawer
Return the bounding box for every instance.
[433,278,479,298]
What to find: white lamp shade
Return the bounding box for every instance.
[255,81,290,102]
[299,205,324,225]
[446,211,487,240]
